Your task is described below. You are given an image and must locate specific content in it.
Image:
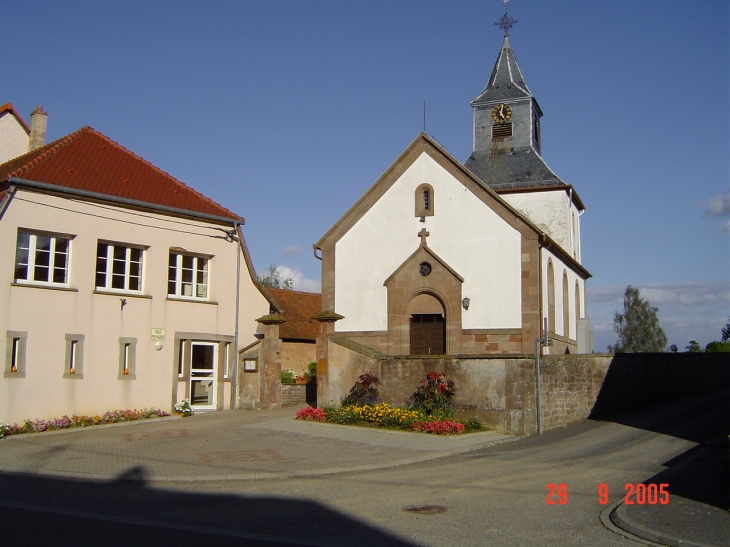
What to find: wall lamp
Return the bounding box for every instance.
[461,297,470,311]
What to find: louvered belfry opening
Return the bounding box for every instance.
[492,122,512,139]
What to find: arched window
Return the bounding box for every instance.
[547,260,555,334]
[415,184,434,217]
[575,281,581,323]
[562,272,570,339]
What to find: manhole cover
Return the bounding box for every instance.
[401,505,448,515]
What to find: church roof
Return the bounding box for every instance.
[0,126,242,222]
[465,148,563,189]
[471,36,532,105]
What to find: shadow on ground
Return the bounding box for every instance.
[589,388,730,510]
[0,468,421,547]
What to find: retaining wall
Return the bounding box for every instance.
[322,338,729,435]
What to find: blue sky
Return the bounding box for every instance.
[6,0,729,351]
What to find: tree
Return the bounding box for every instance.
[607,286,667,353]
[685,340,703,353]
[258,265,293,290]
[721,318,730,342]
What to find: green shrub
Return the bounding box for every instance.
[281,369,296,384]
[323,407,359,425]
[460,417,487,432]
[705,341,730,353]
[304,362,317,381]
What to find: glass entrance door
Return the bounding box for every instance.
[190,342,217,409]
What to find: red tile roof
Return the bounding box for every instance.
[0,103,30,133]
[267,288,321,341]
[0,126,242,221]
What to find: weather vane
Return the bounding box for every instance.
[495,0,518,36]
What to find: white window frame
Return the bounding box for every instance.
[14,231,71,287]
[168,252,209,300]
[96,242,145,294]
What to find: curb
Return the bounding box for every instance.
[600,498,718,547]
[0,433,519,483]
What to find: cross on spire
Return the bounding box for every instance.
[418,228,430,246]
[495,0,518,36]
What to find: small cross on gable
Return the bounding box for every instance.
[418,228,430,246]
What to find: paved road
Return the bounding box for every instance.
[0,389,728,546]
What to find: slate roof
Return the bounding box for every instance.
[471,36,532,105]
[267,288,321,342]
[464,147,565,189]
[0,126,242,221]
[0,103,30,133]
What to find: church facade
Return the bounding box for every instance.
[315,33,592,356]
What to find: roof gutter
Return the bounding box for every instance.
[8,177,244,226]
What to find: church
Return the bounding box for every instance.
[314,19,592,356]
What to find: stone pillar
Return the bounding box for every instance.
[577,318,593,354]
[255,314,286,410]
[312,311,344,408]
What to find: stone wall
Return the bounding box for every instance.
[281,341,316,376]
[281,383,317,407]
[322,338,729,436]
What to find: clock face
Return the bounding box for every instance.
[491,103,512,124]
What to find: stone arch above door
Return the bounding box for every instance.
[384,245,462,355]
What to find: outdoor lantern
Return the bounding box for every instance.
[461,297,470,310]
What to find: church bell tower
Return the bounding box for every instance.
[465,3,564,191]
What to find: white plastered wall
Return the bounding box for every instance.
[0,114,30,165]
[335,152,522,332]
[0,190,268,424]
[501,190,581,261]
[541,247,586,345]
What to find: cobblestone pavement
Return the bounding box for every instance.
[0,407,513,481]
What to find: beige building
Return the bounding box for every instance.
[0,126,271,424]
[0,103,47,164]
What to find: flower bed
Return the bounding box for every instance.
[295,371,489,435]
[296,403,486,435]
[0,408,170,439]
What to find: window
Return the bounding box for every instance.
[118,337,137,379]
[168,253,208,299]
[415,184,435,217]
[492,123,512,139]
[5,331,27,378]
[96,242,144,292]
[64,334,84,379]
[14,231,71,286]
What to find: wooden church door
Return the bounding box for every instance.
[410,314,445,355]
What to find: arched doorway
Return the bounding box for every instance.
[408,293,445,355]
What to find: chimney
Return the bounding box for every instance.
[28,106,48,151]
